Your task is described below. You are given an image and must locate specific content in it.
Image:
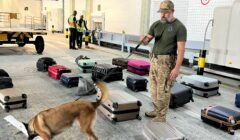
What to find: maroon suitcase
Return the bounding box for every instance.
[112,58,129,69]
[127,60,150,75]
[48,65,71,80]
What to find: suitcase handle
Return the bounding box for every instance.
[204,82,209,87]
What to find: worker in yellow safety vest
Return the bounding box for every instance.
[68,10,77,50]
[76,15,88,49]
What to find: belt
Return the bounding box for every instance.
[150,53,177,58]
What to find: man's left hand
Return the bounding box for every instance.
[169,67,179,81]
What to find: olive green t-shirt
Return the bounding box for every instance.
[148,19,187,55]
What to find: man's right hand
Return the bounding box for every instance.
[140,35,153,45]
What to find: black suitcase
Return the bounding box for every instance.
[112,57,128,69]
[201,105,240,134]
[60,73,82,88]
[92,64,123,82]
[37,57,56,72]
[0,77,14,89]
[0,69,9,77]
[126,75,148,92]
[170,82,194,108]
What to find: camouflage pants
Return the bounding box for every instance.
[149,54,176,121]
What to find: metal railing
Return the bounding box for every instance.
[0,12,20,28]
[24,15,46,30]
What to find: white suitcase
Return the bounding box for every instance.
[0,88,27,112]
[143,121,186,140]
[97,90,142,122]
[180,75,220,98]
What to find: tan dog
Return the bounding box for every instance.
[23,81,108,140]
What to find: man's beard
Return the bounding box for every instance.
[160,17,173,23]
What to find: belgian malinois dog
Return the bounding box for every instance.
[23,81,108,140]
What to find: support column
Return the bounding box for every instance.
[86,0,93,29]
[140,0,151,35]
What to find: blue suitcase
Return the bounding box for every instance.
[60,73,82,88]
[201,105,240,134]
[235,93,240,107]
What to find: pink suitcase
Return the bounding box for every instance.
[127,60,150,75]
[48,65,71,80]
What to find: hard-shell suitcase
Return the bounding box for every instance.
[170,82,194,108]
[48,65,71,80]
[0,77,14,89]
[37,57,56,72]
[77,59,97,68]
[126,75,148,92]
[77,59,97,73]
[143,121,186,140]
[76,77,97,96]
[235,93,240,108]
[92,64,123,82]
[79,67,93,73]
[60,73,82,88]
[127,60,150,75]
[201,105,240,134]
[180,75,220,98]
[0,88,27,112]
[0,69,9,77]
[98,90,142,122]
[112,57,129,69]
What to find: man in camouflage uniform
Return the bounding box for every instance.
[141,0,187,122]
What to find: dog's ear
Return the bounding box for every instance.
[22,122,29,131]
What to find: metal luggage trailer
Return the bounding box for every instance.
[0,29,47,54]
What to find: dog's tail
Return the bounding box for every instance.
[92,81,108,108]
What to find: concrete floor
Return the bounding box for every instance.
[1,34,240,140]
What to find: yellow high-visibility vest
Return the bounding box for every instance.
[68,15,75,28]
[77,20,85,32]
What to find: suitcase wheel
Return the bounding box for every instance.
[22,94,27,99]
[5,106,10,112]
[137,115,142,120]
[228,128,235,135]
[137,101,142,106]
[217,92,221,96]
[68,85,72,88]
[203,93,208,98]
[4,96,10,102]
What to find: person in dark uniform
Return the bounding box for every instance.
[76,15,88,49]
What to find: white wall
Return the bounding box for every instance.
[0,0,41,27]
[92,0,142,35]
[149,0,234,42]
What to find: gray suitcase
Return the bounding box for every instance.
[143,121,186,140]
[97,90,142,122]
[76,77,97,96]
[0,88,27,112]
[180,75,220,98]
